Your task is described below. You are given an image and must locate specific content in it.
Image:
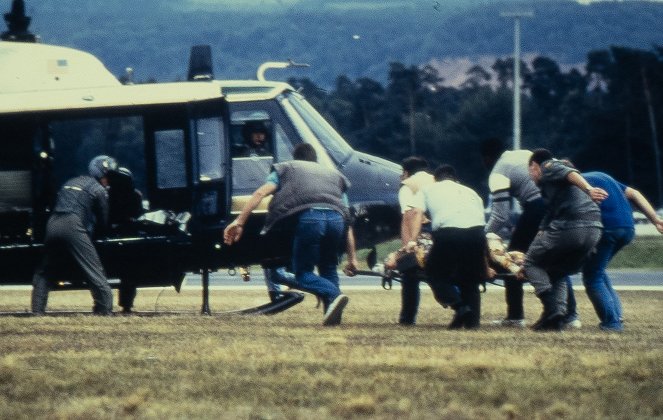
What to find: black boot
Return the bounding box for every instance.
[449,305,471,330]
[532,290,564,331]
[269,291,285,302]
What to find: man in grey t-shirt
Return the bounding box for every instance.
[522,149,606,331]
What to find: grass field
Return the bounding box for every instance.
[1,288,662,419]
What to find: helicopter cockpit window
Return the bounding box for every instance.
[230,115,274,195]
[154,129,187,189]
[229,105,296,162]
[284,92,353,165]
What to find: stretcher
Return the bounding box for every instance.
[369,232,525,289]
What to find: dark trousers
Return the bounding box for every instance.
[426,226,488,327]
[32,213,113,314]
[399,269,459,325]
[503,198,546,320]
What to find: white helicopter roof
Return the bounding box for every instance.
[0,82,230,114]
[0,41,121,93]
[0,41,296,114]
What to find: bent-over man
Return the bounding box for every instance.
[582,171,663,331]
[419,164,491,329]
[32,155,118,315]
[224,143,358,326]
[396,156,435,325]
[481,138,551,328]
[522,149,606,331]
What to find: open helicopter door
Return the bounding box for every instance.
[143,99,230,313]
[144,98,229,225]
[189,102,229,229]
[188,101,230,315]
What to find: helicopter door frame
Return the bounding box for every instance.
[144,104,192,213]
[188,99,231,230]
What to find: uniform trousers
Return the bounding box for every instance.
[32,213,113,314]
[524,226,602,316]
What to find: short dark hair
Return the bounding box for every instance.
[293,143,317,162]
[480,137,506,159]
[401,156,429,175]
[529,148,553,165]
[433,164,457,181]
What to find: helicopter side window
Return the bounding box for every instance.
[154,129,187,189]
[196,118,224,182]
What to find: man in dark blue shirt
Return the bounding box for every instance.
[582,171,663,331]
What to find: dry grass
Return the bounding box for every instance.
[1,287,662,419]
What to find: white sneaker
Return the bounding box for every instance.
[490,318,527,328]
[563,318,582,329]
[323,294,349,326]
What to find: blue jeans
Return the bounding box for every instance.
[263,267,296,292]
[582,227,634,330]
[291,209,345,305]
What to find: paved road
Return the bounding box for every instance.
[182,270,663,290]
[1,270,660,291]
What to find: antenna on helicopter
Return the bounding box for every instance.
[188,45,214,81]
[1,0,37,42]
[256,59,310,81]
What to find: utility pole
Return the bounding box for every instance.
[500,11,533,150]
[641,64,663,206]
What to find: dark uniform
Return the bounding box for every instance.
[32,174,113,315]
[107,167,144,312]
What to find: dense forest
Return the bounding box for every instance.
[28,0,663,86]
[288,45,663,206]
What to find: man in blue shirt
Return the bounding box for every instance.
[582,171,663,331]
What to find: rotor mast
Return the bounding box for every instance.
[1,0,37,43]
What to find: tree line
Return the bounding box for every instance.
[289,45,663,207]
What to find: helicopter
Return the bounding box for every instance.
[0,0,401,315]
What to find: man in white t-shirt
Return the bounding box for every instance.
[398,156,454,325]
[419,164,491,329]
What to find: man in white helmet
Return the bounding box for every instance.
[32,155,118,315]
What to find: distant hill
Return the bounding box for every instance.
[19,0,663,87]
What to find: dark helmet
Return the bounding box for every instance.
[241,120,269,140]
[107,166,135,190]
[88,155,118,180]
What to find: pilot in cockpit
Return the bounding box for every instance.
[236,121,271,157]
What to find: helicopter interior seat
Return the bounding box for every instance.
[0,169,32,242]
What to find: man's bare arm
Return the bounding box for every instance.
[223,182,277,244]
[401,208,424,246]
[625,187,663,234]
[567,171,609,202]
